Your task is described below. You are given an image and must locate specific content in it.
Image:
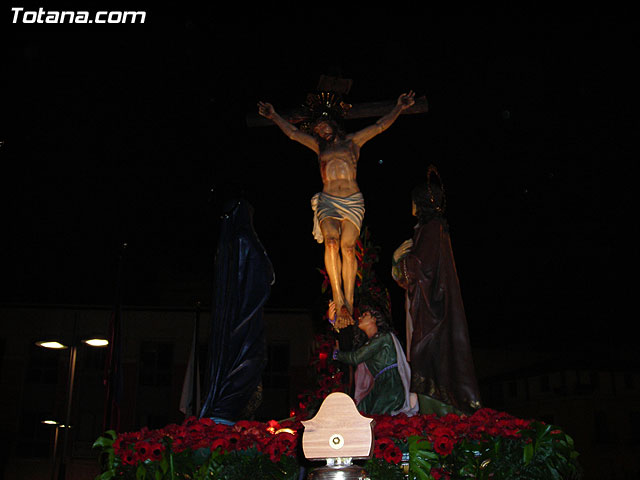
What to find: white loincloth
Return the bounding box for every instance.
[311,191,365,243]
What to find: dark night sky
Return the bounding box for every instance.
[2,13,637,350]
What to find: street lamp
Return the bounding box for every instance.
[37,334,108,480]
[82,338,109,347]
[39,420,69,480]
[35,341,67,350]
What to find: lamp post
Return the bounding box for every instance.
[40,420,66,480]
[37,334,108,480]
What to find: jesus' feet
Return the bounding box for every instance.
[336,306,355,330]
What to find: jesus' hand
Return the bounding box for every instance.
[257,101,275,119]
[397,91,415,110]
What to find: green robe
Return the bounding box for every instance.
[336,332,405,415]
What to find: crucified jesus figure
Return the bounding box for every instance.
[258,91,415,327]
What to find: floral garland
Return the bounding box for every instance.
[95,417,302,480]
[94,408,581,480]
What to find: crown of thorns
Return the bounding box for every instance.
[299,92,352,133]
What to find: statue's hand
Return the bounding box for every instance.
[327,300,337,325]
[393,239,413,263]
[397,91,415,110]
[257,101,275,119]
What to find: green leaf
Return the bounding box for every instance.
[97,470,115,480]
[411,465,432,480]
[546,462,561,480]
[565,433,575,449]
[537,423,553,439]
[523,443,534,465]
[93,431,117,451]
[195,461,209,480]
[534,423,553,453]
[92,436,114,449]
[136,465,146,480]
[408,436,436,480]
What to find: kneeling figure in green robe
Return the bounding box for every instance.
[332,304,416,416]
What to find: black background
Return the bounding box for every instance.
[2,11,637,351]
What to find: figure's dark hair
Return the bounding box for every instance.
[353,302,392,348]
[311,117,345,151]
[412,165,448,227]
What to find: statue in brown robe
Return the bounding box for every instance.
[392,166,482,414]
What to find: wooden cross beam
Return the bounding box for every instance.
[247,74,428,127]
[246,96,428,128]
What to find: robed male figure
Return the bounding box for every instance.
[392,168,482,414]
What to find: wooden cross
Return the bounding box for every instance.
[246,75,428,128]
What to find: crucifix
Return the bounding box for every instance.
[250,75,428,329]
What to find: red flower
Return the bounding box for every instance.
[430,426,457,456]
[210,423,230,435]
[382,444,403,464]
[431,467,450,480]
[264,441,284,463]
[514,418,532,429]
[375,437,395,451]
[148,442,164,461]
[121,448,139,466]
[399,426,421,438]
[373,419,397,439]
[134,441,152,461]
[440,413,461,426]
[373,436,396,458]
[112,437,126,456]
[182,416,198,426]
[234,420,260,432]
[210,437,229,452]
[171,437,187,453]
[198,417,216,427]
[261,431,297,459]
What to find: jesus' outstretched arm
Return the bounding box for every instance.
[350,91,415,147]
[257,101,319,153]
